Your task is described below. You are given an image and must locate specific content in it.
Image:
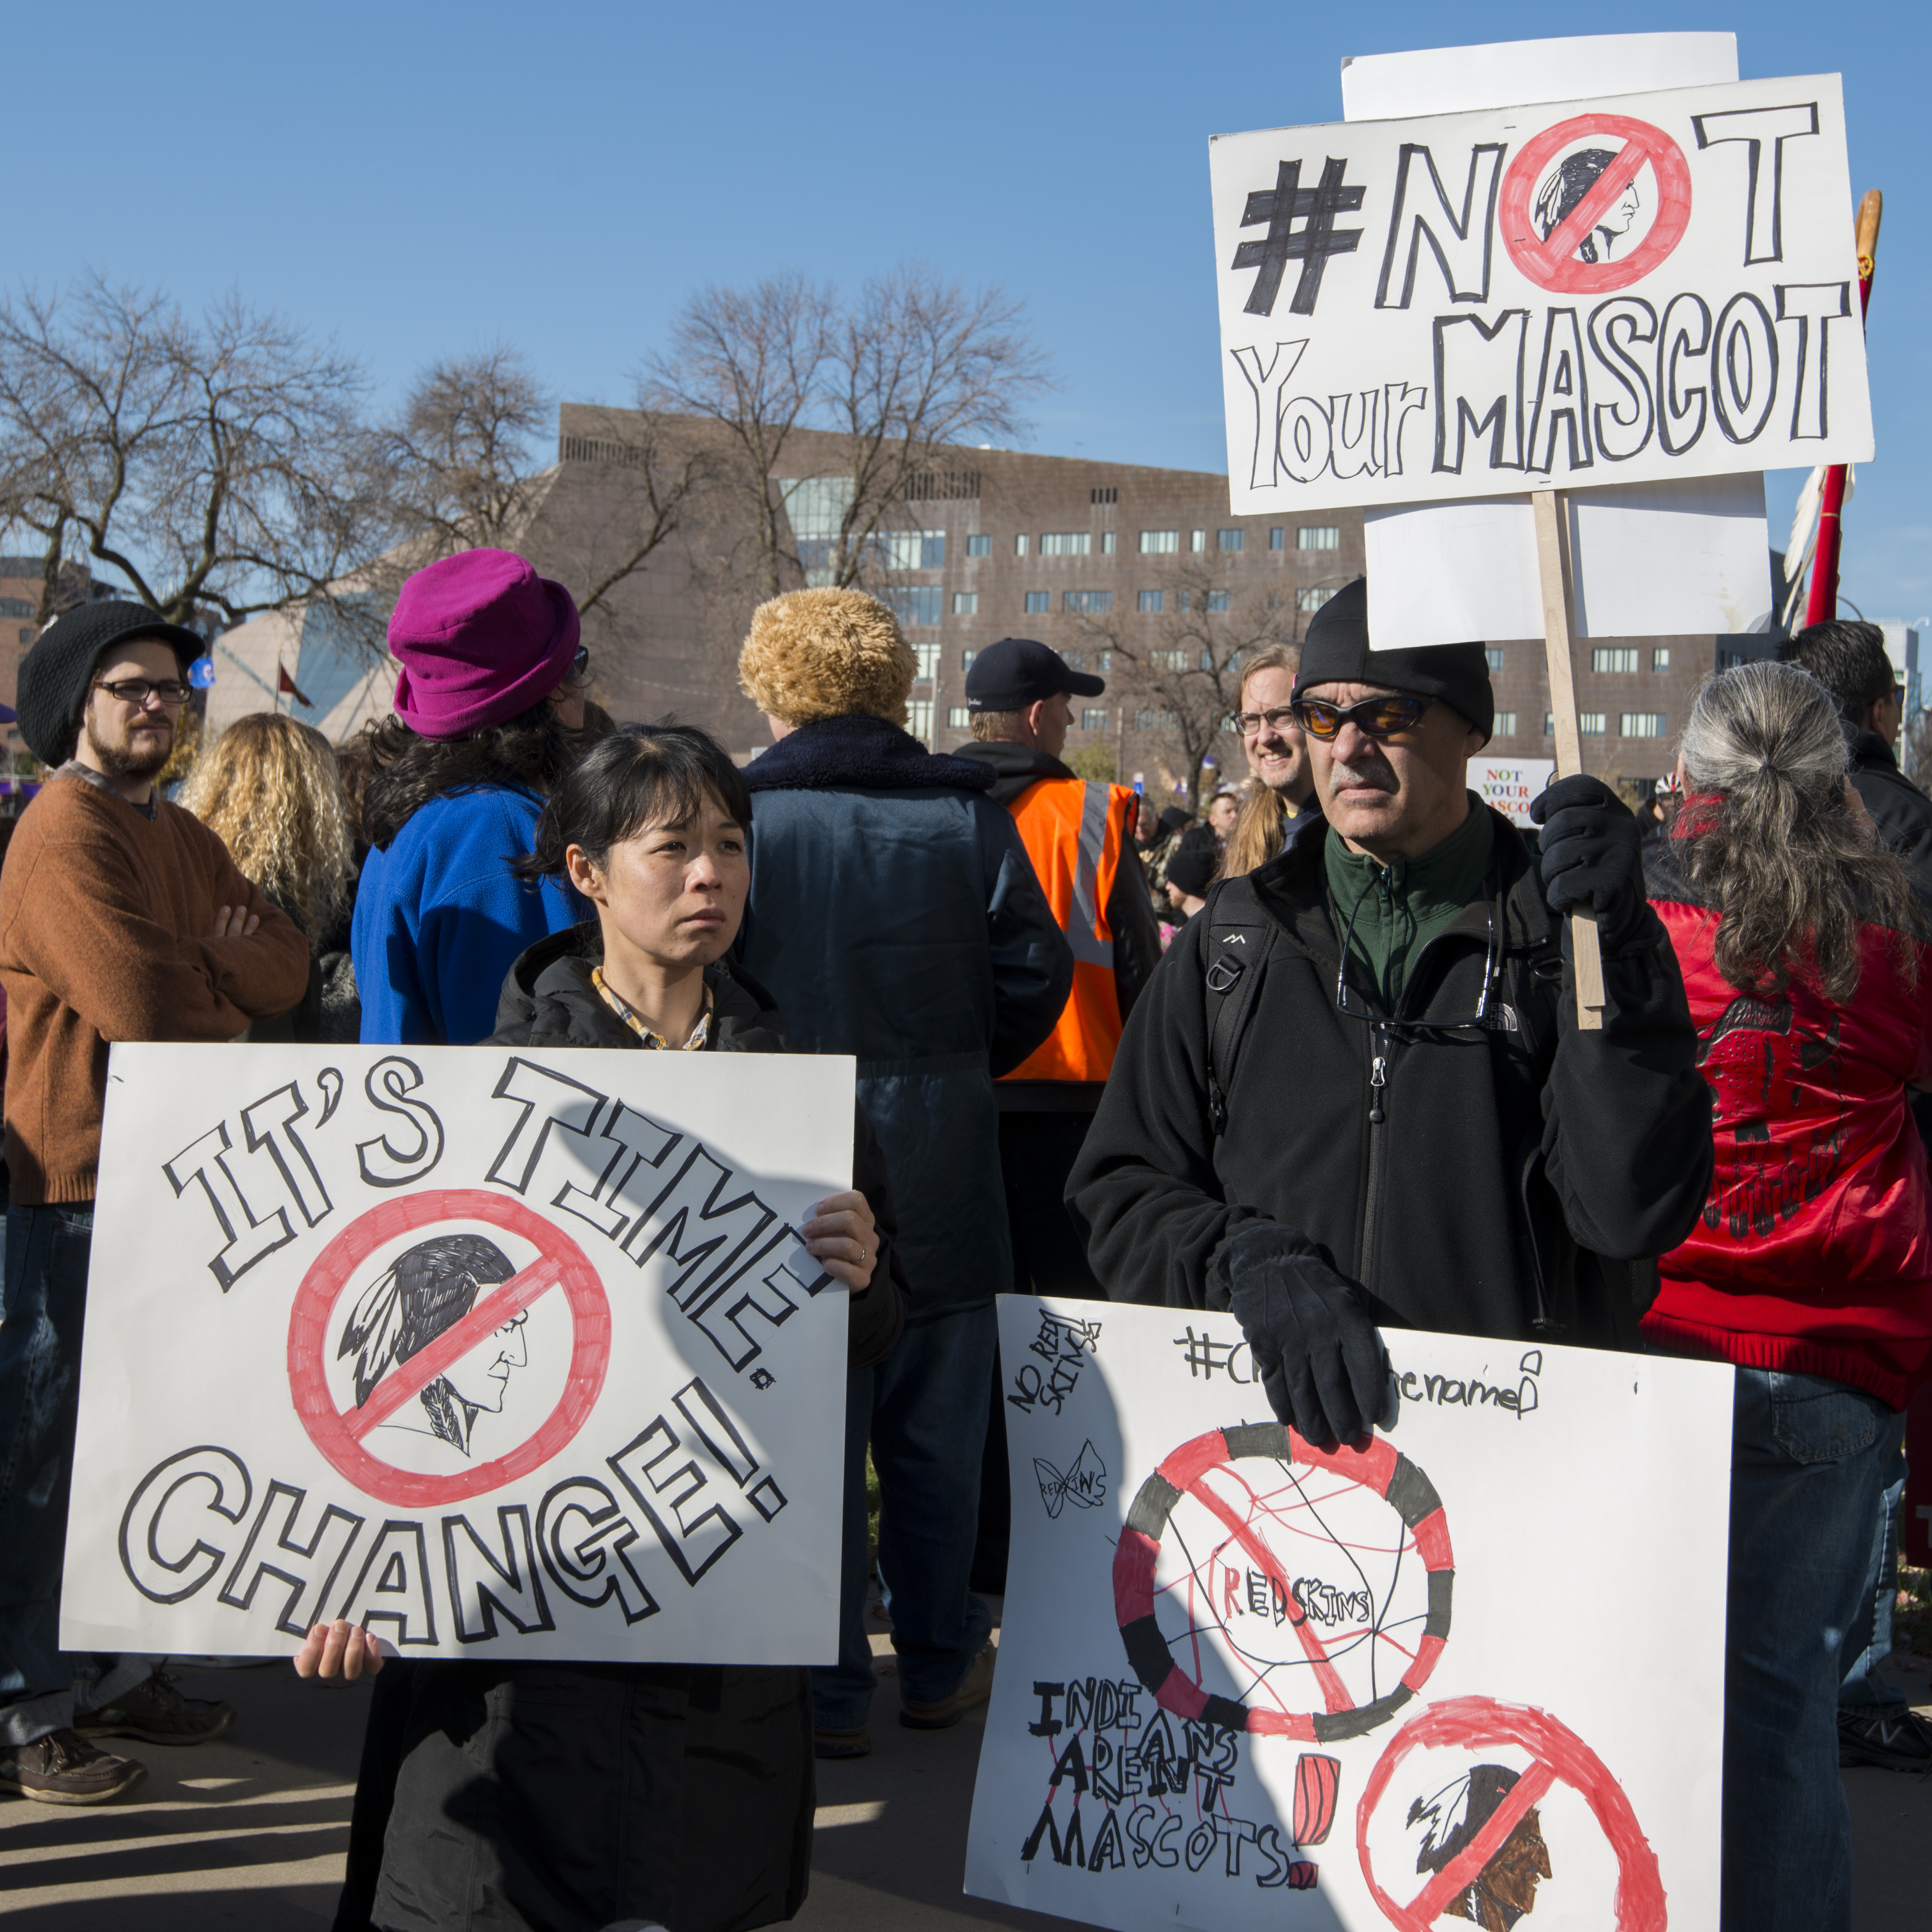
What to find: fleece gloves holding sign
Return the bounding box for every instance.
[1530,774,1646,946]
[1213,1225,1394,1449]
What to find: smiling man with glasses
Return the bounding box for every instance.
[1070,577,1712,1453]
[0,602,309,1805]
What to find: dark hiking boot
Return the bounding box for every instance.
[899,1642,996,1730]
[1838,1708,1932,1772]
[75,1671,234,1747]
[0,1728,147,1804]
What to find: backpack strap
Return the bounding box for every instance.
[1202,876,1278,1137]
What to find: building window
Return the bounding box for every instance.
[1486,648,1505,673]
[1298,526,1340,550]
[1592,648,1639,674]
[1064,590,1113,614]
[1138,590,1163,614]
[1296,586,1332,613]
[884,587,944,627]
[961,650,977,669]
[1140,530,1179,554]
[1082,708,1108,732]
[1098,650,1113,671]
[1218,529,1244,552]
[923,534,945,568]
[1652,647,1671,672]
[1015,533,1029,556]
[1493,711,1517,736]
[966,534,991,558]
[1133,708,1177,731]
[1102,531,1117,555]
[1178,590,1191,612]
[906,700,933,738]
[1191,530,1206,552]
[1041,532,1091,556]
[1580,713,1606,736]
[1024,591,1050,614]
[1206,590,1230,612]
[1090,487,1117,505]
[947,706,971,729]
[1269,528,1285,551]
[1062,650,1086,670]
[952,592,978,615]
[1151,649,1191,671]
[1621,712,1668,737]
[912,642,941,680]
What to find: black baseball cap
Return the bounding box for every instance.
[964,636,1105,712]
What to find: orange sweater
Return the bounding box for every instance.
[0,774,311,1203]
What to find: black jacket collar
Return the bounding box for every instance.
[741,713,995,795]
[1848,726,1902,776]
[489,921,790,1052]
[953,740,1077,808]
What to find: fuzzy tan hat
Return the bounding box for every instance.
[738,588,917,726]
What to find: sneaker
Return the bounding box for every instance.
[0,1728,147,1805]
[899,1642,996,1731]
[813,1724,872,1760]
[1838,1708,1932,1772]
[75,1671,234,1748]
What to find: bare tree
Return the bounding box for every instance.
[0,275,386,635]
[560,406,716,621]
[1079,558,1298,805]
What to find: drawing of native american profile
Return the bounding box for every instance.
[337,1234,530,1457]
[1409,1763,1553,1930]
[1694,993,1849,1240]
[1532,148,1642,264]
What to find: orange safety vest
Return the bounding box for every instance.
[1000,777,1133,1085]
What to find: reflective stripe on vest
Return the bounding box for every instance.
[1000,777,1130,1085]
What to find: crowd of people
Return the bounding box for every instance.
[0,546,1924,1932]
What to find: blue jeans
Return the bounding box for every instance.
[0,1204,153,1746]
[1724,1368,1895,1932]
[812,1307,996,1731]
[1837,1407,1909,1716]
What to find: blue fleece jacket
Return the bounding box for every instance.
[352,786,583,1046]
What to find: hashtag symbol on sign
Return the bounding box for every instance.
[1173,1326,1237,1380]
[1231,158,1365,318]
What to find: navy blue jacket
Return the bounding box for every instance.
[737,715,1074,1323]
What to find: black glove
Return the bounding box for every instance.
[1212,1225,1392,1450]
[1529,775,1645,943]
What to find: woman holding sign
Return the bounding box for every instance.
[303,722,908,1932]
[1643,660,1932,1932]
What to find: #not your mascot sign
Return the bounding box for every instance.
[62,1044,853,1663]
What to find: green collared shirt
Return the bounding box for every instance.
[1323,797,1494,1014]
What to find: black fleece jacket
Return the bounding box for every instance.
[1068,808,1714,1347]
[1847,728,1932,868]
[489,923,908,1370]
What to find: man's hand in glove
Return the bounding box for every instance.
[1529,774,1646,944]
[1211,1224,1392,1450]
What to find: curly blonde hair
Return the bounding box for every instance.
[738,587,915,725]
[178,713,354,940]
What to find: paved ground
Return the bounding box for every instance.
[3,1626,1927,1928]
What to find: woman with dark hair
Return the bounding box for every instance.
[352,548,592,1045]
[1644,660,1932,1932]
[301,721,908,1932]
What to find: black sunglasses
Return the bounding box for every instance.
[568,646,589,680]
[1293,694,1433,741]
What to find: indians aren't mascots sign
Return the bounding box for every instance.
[1211,74,1872,512]
[62,1045,853,1663]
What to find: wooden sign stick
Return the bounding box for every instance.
[1532,488,1607,1032]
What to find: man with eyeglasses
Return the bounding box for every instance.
[0,603,309,1804]
[1070,577,1712,1451]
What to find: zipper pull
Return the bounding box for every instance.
[1369,1051,1388,1125]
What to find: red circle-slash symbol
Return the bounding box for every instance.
[1356,1696,1667,1931]
[1499,113,1692,295]
[287,1189,611,1509]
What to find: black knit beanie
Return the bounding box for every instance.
[1293,578,1494,746]
[16,601,203,767]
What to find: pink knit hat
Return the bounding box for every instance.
[389,549,581,739]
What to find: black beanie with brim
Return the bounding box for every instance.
[1166,842,1219,898]
[1293,577,1494,746]
[16,601,203,768]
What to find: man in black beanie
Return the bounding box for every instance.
[1069,577,1713,1447]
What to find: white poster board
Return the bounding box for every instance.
[1469,757,1556,826]
[62,1044,853,1663]
[1211,75,1872,516]
[966,1296,1732,1931]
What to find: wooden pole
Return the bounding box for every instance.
[1804,189,1882,627]
[1531,488,1607,1032]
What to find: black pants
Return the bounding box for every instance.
[973,1109,1107,1592]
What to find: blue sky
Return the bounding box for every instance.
[9,0,1925,625]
